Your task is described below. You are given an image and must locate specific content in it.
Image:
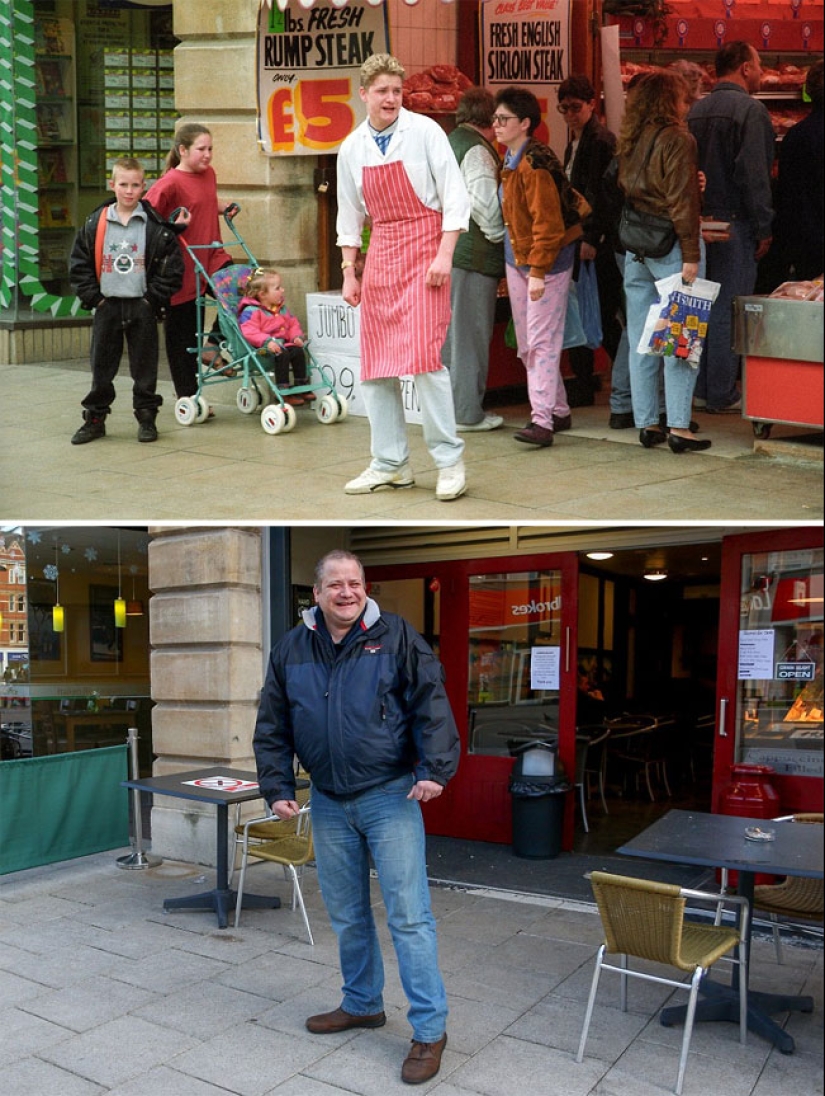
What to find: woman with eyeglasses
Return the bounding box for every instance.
[494,87,589,448]
[617,70,710,453]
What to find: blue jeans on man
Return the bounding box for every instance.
[695,220,757,410]
[311,774,448,1043]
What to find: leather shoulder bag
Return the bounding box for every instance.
[618,126,678,262]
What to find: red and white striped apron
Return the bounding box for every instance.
[360,160,451,380]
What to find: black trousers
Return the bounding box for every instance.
[82,297,161,417]
[163,263,231,397]
[269,345,308,388]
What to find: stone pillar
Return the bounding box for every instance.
[148,525,263,866]
[173,0,319,325]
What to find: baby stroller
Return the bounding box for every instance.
[174,205,348,435]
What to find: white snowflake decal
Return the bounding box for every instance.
[28,531,42,544]
[43,564,58,581]
[85,547,98,562]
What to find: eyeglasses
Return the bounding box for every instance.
[491,113,518,125]
[557,102,586,114]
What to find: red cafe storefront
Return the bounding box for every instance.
[352,525,823,851]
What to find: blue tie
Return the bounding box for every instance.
[374,131,391,155]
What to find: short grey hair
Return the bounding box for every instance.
[314,550,366,589]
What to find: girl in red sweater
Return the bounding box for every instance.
[146,123,235,402]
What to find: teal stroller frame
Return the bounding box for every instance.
[174,206,348,434]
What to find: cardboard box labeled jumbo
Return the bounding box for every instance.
[305,292,422,424]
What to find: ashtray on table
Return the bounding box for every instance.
[744,826,776,842]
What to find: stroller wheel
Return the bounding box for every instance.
[237,386,262,414]
[283,404,297,432]
[335,394,349,421]
[174,397,199,426]
[261,404,288,435]
[195,396,211,423]
[316,394,340,424]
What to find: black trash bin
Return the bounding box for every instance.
[509,740,570,859]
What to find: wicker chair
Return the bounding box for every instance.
[752,813,824,963]
[228,777,310,887]
[577,871,749,1096]
[234,803,314,943]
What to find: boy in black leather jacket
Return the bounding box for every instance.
[69,156,183,444]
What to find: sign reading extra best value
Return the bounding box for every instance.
[256,0,390,156]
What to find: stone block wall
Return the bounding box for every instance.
[148,524,264,866]
[173,0,320,326]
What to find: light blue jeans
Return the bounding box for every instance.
[311,775,448,1042]
[361,369,464,472]
[624,240,706,430]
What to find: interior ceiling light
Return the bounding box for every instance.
[644,569,668,582]
[586,551,614,561]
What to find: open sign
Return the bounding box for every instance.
[775,662,816,681]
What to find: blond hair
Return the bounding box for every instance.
[110,156,144,182]
[360,53,405,89]
[244,267,281,301]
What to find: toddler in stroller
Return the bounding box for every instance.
[237,268,314,407]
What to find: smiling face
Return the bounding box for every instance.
[314,557,367,641]
[178,132,213,173]
[360,73,404,131]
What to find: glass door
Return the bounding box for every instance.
[713,527,823,813]
[365,551,579,846]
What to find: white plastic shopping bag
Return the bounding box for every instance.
[637,274,721,367]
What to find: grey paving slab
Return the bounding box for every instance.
[2,359,822,522]
[0,1006,75,1066]
[0,849,821,1096]
[19,973,155,1032]
[38,1014,200,1088]
[169,1021,336,1096]
[0,1057,105,1096]
[107,1066,247,1096]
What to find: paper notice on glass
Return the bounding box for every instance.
[600,24,625,140]
[738,629,775,680]
[531,646,560,691]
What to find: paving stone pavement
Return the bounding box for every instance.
[0,847,821,1095]
[1,359,822,521]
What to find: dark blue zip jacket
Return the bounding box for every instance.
[253,598,460,805]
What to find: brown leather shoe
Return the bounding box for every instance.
[401,1033,447,1084]
[305,1007,386,1034]
[552,413,572,432]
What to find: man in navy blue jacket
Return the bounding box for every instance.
[253,549,459,1085]
[688,41,775,415]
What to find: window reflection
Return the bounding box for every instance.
[738,547,824,777]
[468,571,562,756]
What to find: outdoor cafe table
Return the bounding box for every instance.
[618,808,824,1054]
[122,765,282,929]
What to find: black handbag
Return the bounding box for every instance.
[618,202,677,260]
[618,125,677,262]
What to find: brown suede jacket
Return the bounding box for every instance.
[617,123,702,264]
[500,139,590,279]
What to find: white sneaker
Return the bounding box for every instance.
[435,460,467,501]
[455,414,504,432]
[344,465,415,494]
